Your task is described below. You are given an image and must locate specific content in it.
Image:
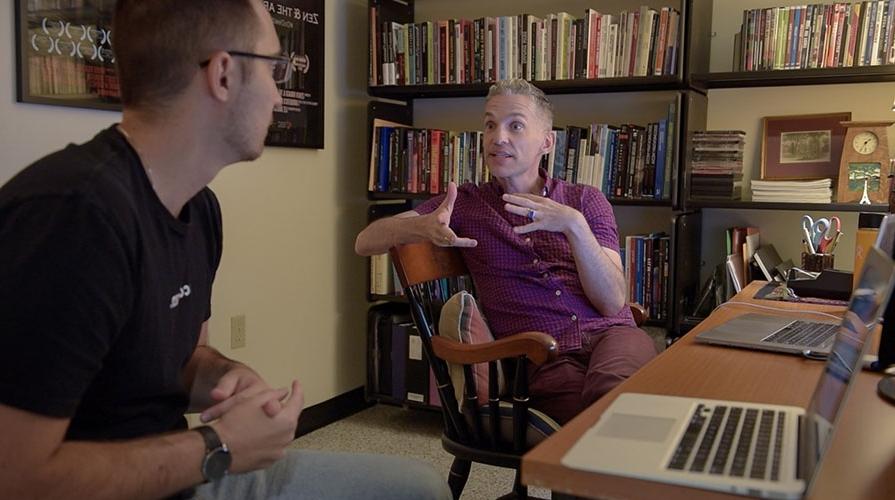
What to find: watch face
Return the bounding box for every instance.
[202,447,232,481]
[852,131,879,154]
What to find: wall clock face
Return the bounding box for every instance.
[837,121,893,203]
[852,131,879,154]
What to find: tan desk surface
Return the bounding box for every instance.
[522,281,895,499]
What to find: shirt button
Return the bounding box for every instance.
[571,315,578,321]
[525,237,532,243]
[533,259,539,265]
[555,290,562,297]
[542,272,549,278]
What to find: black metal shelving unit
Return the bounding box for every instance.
[364,0,715,405]
[692,65,895,90]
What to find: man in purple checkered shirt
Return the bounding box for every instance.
[356,79,656,424]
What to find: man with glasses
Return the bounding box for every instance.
[0,1,449,499]
[200,51,295,84]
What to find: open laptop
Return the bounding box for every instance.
[695,214,895,358]
[694,312,841,356]
[561,245,895,499]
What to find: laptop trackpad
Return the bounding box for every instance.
[596,413,677,442]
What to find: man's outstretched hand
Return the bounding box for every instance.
[426,182,477,248]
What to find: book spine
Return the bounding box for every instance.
[654,118,667,198]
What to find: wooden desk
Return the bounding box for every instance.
[522,281,895,499]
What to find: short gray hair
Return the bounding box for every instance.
[486,79,554,128]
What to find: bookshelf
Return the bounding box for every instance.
[688,199,889,213]
[364,0,712,406]
[691,0,895,299]
[369,75,687,99]
[692,65,895,89]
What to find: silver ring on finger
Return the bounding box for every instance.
[527,209,537,221]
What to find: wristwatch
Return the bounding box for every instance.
[195,425,231,482]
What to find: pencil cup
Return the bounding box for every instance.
[801,252,834,272]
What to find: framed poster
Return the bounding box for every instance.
[15,0,121,111]
[760,112,851,180]
[263,0,325,149]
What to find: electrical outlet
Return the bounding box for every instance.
[230,314,246,349]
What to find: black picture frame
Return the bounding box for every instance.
[264,0,325,149]
[15,0,121,111]
[15,0,325,150]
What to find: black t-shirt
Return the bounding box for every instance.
[0,126,222,440]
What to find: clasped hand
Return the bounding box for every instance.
[200,365,281,422]
[200,366,304,474]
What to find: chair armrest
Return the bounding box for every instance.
[431,331,558,366]
[629,302,647,327]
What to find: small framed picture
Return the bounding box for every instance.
[760,112,852,180]
[14,0,120,111]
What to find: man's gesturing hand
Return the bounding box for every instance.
[502,192,585,235]
[425,182,477,248]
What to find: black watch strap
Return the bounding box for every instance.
[195,425,231,482]
[195,425,223,452]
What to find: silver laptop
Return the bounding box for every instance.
[562,246,895,499]
[695,214,895,358]
[694,313,840,356]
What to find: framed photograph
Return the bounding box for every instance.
[760,112,852,180]
[264,0,325,149]
[15,0,121,111]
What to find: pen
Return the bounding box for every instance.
[827,232,843,254]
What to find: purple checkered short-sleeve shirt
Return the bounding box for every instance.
[415,172,635,353]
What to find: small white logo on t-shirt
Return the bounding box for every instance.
[170,284,191,309]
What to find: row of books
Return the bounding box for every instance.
[689,130,745,201]
[368,119,487,194]
[621,233,671,321]
[735,1,895,71]
[372,235,671,322]
[723,226,761,298]
[369,99,677,198]
[28,55,90,96]
[369,6,681,86]
[546,103,676,199]
[368,305,440,407]
[27,0,88,9]
[370,252,400,295]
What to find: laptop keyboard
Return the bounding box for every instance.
[762,320,838,348]
[667,404,785,481]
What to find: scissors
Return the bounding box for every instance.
[801,215,830,253]
[817,216,841,253]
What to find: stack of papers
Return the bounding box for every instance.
[750,178,832,203]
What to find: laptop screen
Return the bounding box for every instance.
[799,245,895,487]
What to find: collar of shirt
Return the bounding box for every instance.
[489,168,553,198]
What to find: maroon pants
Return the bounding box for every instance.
[527,325,657,424]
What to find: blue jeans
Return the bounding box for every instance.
[193,449,451,500]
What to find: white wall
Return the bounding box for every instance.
[0,0,371,407]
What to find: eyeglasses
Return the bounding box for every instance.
[199,51,292,84]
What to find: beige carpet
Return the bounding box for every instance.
[292,404,550,499]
